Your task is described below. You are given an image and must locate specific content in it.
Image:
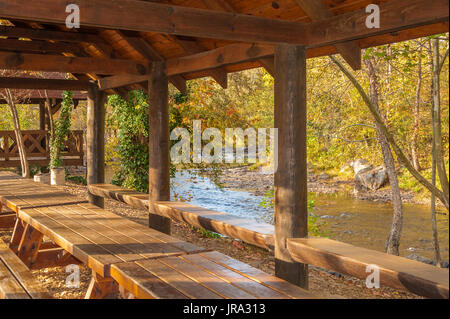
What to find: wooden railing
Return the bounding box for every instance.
[0,130,84,167]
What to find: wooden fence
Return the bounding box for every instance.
[0,130,84,167]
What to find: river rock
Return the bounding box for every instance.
[441,260,449,268]
[349,159,388,191]
[406,254,434,265]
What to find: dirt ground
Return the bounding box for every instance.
[1,180,422,299]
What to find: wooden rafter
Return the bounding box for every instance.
[199,0,274,76]
[294,0,361,70]
[112,31,187,94]
[0,0,446,46]
[0,77,90,90]
[0,51,148,75]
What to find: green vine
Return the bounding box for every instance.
[49,91,73,168]
[108,91,150,192]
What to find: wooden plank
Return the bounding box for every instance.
[181,254,287,299]
[200,251,314,299]
[115,32,187,94]
[294,0,361,70]
[0,260,29,299]
[0,38,84,55]
[0,25,104,43]
[31,247,82,270]
[166,43,274,77]
[85,271,118,299]
[156,256,256,299]
[0,213,16,229]
[110,261,189,299]
[0,0,446,46]
[0,239,51,299]
[287,238,449,299]
[88,184,274,249]
[17,223,44,268]
[136,258,227,299]
[148,61,171,235]
[86,82,106,208]
[274,44,308,288]
[17,208,122,277]
[98,74,149,91]
[0,77,90,90]
[0,51,148,75]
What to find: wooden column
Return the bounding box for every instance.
[148,61,171,234]
[39,101,46,130]
[274,44,308,288]
[87,82,106,208]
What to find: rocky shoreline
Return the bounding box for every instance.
[209,166,421,204]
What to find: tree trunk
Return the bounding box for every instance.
[431,108,442,267]
[431,39,449,205]
[5,89,29,178]
[330,55,448,210]
[364,58,403,256]
[411,46,422,171]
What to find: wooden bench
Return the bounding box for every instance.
[287,238,449,299]
[0,239,52,299]
[111,251,315,299]
[88,184,275,250]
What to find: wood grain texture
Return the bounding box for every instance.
[148,61,171,235]
[287,238,449,299]
[87,82,106,208]
[110,251,316,299]
[0,239,52,299]
[88,183,274,249]
[274,44,308,288]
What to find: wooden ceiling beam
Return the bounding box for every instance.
[166,43,274,76]
[0,77,90,90]
[169,35,228,89]
[295,0,361,70]
[0,51,148,75]
[199,0,273,78]
[97,74,148,91]
[0,38,84,55]
[0,0,446,46]
[119,32,187,94]
[0,25,104,44]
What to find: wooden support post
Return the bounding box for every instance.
[87,82,106,208]
[274,44,308,289]
[17,224,44,268]
[148,61,171,235]
[85,271,118,299]
[9,218,25,253]
[39,101,46,130]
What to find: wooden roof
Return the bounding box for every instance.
[0,0,448,93]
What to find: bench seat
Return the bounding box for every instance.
[287,237,449,299]
[111,251,316,299]
[0,239,52,299]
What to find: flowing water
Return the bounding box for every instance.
[170,170,449,262]
[105,167,449,262]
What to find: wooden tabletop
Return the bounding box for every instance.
[111,251,316,299]
[0,173,206,277]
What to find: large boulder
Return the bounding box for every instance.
[349,159,389,191]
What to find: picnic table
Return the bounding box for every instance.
[0,172,315,299]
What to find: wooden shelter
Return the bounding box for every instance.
[0,0,448,290]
